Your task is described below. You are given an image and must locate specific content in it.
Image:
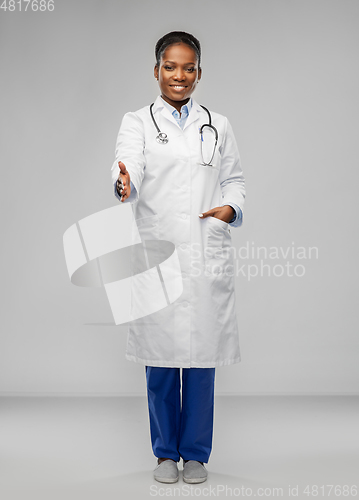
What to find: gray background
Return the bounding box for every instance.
[1,0,358,395]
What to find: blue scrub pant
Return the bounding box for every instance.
[145,366,216,463]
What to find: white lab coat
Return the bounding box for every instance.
[111,95,245,368]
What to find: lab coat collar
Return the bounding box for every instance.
[152,95,202,131]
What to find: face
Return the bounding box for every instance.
[154,43,202,111]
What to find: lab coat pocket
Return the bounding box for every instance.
[204,216,233,278]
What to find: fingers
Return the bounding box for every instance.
[117,183,126,201]
[199,206,233,223]
[199,209,216,219]
[116,178,124,197]
[118,173,126,188]
[120,186,131,202]
[117,161,131,193]
[116,176,131,202]
[118,161,131,188]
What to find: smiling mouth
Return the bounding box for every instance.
[170,85,187,90]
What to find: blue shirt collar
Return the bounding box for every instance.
[160,96,193,117]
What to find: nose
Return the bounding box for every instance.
[173,68,185,81]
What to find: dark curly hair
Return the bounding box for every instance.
[155,31,201,68]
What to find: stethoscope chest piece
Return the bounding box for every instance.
[156,132,168,144]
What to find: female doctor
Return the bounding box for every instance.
[111,31,245,484]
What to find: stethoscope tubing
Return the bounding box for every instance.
[149,102,218,166]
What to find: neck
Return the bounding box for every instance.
[161,94,190,113]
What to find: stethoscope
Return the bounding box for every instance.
[149,102,218,166]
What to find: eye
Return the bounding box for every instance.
[186,68,195,72]
[164,65,174,70]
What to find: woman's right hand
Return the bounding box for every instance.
[116,161,131,202]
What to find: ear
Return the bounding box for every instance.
[154,65,159,80]
[198,67,202,82]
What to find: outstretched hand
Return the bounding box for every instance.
[199,205,235,223]
[116,161,131,202]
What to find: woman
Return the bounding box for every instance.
[111,31,245,484]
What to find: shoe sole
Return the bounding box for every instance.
[183,476,207,484]
[154,476,179,483]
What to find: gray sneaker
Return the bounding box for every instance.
[153,459,179,483]
[183,460,208,483]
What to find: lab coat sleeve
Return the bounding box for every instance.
[110,112,145,204]
[226,202,243,228]
[218,118,246,227]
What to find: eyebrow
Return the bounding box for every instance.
[163,60,196,65]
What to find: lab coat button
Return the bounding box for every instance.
[181,243,187,250]
[182,301,188,308]
[182,272,187,279]
[181,213,187,220]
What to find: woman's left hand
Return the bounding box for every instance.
[199,205,235,223]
